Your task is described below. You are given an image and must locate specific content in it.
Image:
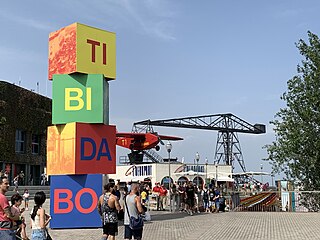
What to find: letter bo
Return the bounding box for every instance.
[50,174,102,229]
[47,122,116,175]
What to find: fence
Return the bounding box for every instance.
[229,190,320,212]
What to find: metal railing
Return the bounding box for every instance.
[229,190,320,212]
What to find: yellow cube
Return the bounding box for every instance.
[48,23,116,80]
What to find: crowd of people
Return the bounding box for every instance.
[98,182,146,240]
[0,170,48,193]
[150,181,226,215]
[0,175,226,240]
[95,180,227,240]
[0,175,51,240]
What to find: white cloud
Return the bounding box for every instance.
[0,46,42,63]
[62,0,177,41]
[0,9,54,31]
[276,9,299,18]
[118,0,177,41]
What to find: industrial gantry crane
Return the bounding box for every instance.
[132,113,266,172]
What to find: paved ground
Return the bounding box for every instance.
[22,201,320,240]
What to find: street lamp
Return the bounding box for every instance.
[195,152,200,187]
[205,157,208,183]
[166,141,172,212]
[260,163,263,183]
[215,164,218,188]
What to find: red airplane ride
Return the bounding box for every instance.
[116,132,183,152]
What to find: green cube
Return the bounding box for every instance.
[52,74,109,124]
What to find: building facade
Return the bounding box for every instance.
[0,81,52,184]
[108,162,233,188]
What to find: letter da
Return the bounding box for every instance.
[81,137,96,160]
[97,138,112,160]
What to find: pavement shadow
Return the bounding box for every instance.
[118,211,205,226]
[148,212,195,222]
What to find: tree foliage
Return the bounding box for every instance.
[266,31,320,191]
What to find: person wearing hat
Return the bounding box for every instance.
[152,183,161,211]
[159,185,168,211]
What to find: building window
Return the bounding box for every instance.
[15,130,26,153]
[32,134,40,154]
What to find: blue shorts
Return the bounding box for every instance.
[0,229,16,240]
[31,229,46,240]
[215,201,220,209]
[124,225,143,240]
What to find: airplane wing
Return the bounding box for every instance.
[157,135,183,141]
[116,132,146,139]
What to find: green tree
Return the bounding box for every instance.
[266,31,320,193]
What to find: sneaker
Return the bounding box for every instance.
[190,212,193,216]
[26,208,28,211]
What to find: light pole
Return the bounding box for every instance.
[205,157,208,184]
[271,174,274,187]
[260,163,263,183]
[215,164,218,188]
[166,141,172,212]
[195,152,200,187]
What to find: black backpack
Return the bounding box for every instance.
[203,190,209,200]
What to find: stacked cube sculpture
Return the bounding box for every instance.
[47,23,116,228]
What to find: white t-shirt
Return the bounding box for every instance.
[23,192,30,199]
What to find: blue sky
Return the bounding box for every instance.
[1,1,319,181]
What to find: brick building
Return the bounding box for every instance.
[0,80,52,185]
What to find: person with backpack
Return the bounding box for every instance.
[98,183,121,240]
[124,183,145,240]
[202,185,210,213]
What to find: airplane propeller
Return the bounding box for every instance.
[153,132,164,145]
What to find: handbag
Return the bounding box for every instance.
[144,211,151,221]
[45,228,52,240]
[124,195,144,230]
[117,209,124,221]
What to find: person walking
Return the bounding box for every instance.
[30,191,51,240]
[40,173,46,186]
[13,175,19,193]
[97,183,121,240]
[152,183,161,211]
[0,176,20,239]
[23,189,30,211]
[124,183,144,240]
[18,171,25,186]
[171,182,178,212]
[185,181,195,215]
[159,185,168,211]
[202,185,210,213]
[213,187,221,213]
[178,183,186,211]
